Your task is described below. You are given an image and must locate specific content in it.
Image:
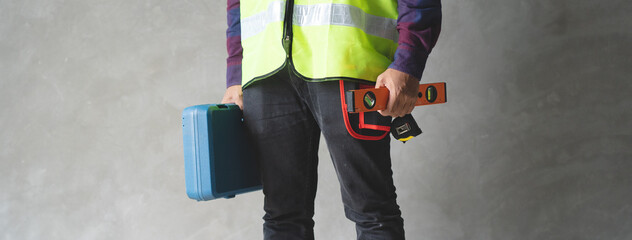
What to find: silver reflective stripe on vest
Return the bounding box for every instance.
[293,3,398,42]
[241,1,286,40]
[242,2,398,42]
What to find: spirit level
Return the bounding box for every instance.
[345,82,447,113]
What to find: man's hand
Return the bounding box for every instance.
[375,68,419,117]
[221,85,243,109]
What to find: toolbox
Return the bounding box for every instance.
[182,104,261,201]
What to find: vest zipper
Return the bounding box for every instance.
[245,0,373,88]
[282,0,294,59]
[242,1,294,89]
[276,0,372,86]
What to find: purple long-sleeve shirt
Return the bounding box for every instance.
[226,0,441,88]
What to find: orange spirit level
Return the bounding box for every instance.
[345,82,447,113]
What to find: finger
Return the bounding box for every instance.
[378,90,393,116]
[237,91,244,109]
[386,90,398,116]
[381,109,395,117]
[380,93,395,116]
[221,96,230,104]
[236,97,244,110]
[404,101,414,115]
[402,95,414,113]
[397,105,407,117]
[375,78,386,89]
[399,96,415,116]
[392,93,407,117]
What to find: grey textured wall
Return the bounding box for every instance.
[1,0,631,239]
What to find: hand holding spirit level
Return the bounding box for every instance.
[344,82,447,142]
[344,82,447,113]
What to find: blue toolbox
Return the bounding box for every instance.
[182,104,261,201]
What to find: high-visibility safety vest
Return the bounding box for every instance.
[240,0,399,87]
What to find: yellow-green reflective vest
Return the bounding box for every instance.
[240,0,399,87]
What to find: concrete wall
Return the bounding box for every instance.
[1,0,631,239]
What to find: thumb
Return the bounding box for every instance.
[375,73,386,88]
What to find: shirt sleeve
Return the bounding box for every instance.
[388,0,442,80]
[226,0,242,88]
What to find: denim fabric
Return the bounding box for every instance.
[243,66,405,240]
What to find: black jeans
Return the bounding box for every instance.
[243,66,404,240]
